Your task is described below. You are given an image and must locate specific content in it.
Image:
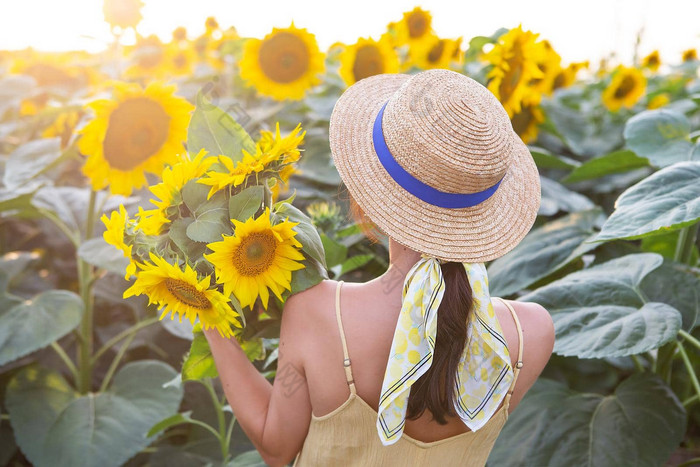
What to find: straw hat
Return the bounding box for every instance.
[328,68,541,263]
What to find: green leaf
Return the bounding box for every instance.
[274,203,327,269]
[77,237,130,276]
[321,233,347,268]
[487,208,605,296]
[561,150,649,183]
[289,256,328,295]
[0,290,83,366]
[641,259,700,331]
[241,337,265,362]
[336,254,374,277]
[488,372,685,467]
[519,253,681,358]
[591,161,700,242]
[168,217,207,261]
[3,138,63,190]
[182,329,219,381]
[6,361,183,467]
[539,176,596,216]
[182,181,232,243]
[229,185,264,222]
[147,411,193,437]
[529,147,580,170]
[188,93,256,161]
[623,108,695,167]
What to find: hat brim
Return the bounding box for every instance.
[329,73,541,263]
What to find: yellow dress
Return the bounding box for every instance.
[293,283,524,467]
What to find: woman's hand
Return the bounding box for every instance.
[202,291,314,466]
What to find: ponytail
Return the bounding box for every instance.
[405,261,472,424]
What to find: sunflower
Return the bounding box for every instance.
[78,81,194,196]
[483,25,548,118]
[198,122,305,198]
[166,44,196,76]
[239,23,325,101]
[135,149,215,235]
[103,0,143,30]
[552,61,588,90]
[124,35,168,79]
[511,102,545,144]
[172,26,188,43]
[407,34,462,70]
[101,204,137,280]
[395,7,434,47]
[124,252,242,338]
[528,39,562,96]
[601,66,646,112]
[648,93,670,109]
[682,48,698,62]
[641,50,661,71]
[338,37,399,86]
[42,110,81,149]
[204,208,306,309]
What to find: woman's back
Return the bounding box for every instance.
[292,277,554,465]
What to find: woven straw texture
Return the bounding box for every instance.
[329,69,541,262]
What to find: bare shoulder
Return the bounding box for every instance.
[282,279,339,327]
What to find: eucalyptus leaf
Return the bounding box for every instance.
[274,202,327,269]
[6,361,183,467]
[182,181,232,243]
[623,108,695,167]
[3,138,62,190]
[229,185,264,222]
[591,161,700,242]
[561,150,649,183]
[488,373,685,467]
[519,253,682,358]
[188,93,256,161]
[0,290,83,366]
[487,208,605,296]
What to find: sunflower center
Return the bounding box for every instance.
[102,97,171,171]
[173,52,188,70]
[427,40,445,63]
[165,278,211,309]
[258,32,310,83]
[353,45,384,81]
[407,12,428,38]
[510,105,534,136]
[614,75,636,99]
[234,232,277,276]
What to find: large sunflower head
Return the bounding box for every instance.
[101,204,137,280]
[204,207,306,310]
[395,7,433,46]
[528,39,562,96]
[552,61,588,90]
[124,252,241,338]
[601,65,647,112]
[407,34,462,70]
[511,102,545,144]
[135,149,215,235]
[338,36,400,86]
[78,81,194,196]
[483,25,548,117]
[239,23,325,101]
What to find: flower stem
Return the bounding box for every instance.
[99,332,135,392]
[204,378,229,463]
[676,341,700,406]
[51,341,79,384]
[91,317,158,365]
[77,190,98,393]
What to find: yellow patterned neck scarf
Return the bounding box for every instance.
[376,255,514,446]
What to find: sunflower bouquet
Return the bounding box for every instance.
[100,93,327,356]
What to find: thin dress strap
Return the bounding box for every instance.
[335,281,357,395]
[493,297,524,398]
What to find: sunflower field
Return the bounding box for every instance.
[1,2,699,466]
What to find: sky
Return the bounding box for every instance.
[0,0,699,65]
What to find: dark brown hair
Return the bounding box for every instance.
[346,193,473,424]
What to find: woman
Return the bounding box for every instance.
[204,69,555,466]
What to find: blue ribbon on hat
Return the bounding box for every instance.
[373,100,504,209]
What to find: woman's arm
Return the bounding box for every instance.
[203,290,314,466]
